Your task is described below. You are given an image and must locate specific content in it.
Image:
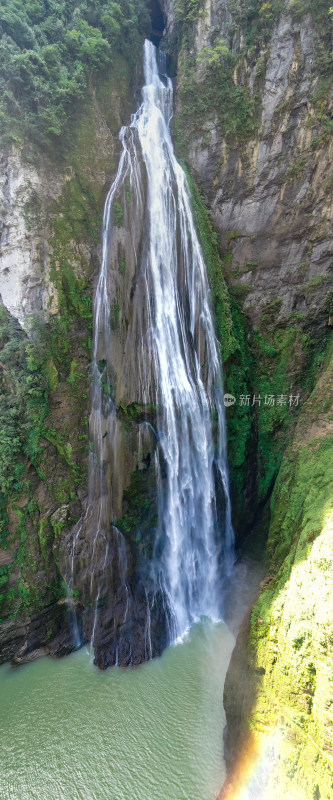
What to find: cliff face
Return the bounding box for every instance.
[164,0,333,526]
[0,38,171,667]
[222,344,333,799]
[161,0,333,796]
[0,58,154,665]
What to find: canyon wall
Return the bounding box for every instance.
[160,0,332,796]
[0,51,160,665]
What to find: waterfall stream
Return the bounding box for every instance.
[75,40,234,657]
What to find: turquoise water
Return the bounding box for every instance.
[0,620,234,800]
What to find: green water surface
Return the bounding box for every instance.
[0,620,234,800]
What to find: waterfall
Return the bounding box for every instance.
[80,39,234,655]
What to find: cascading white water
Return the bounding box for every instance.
[88,39,234,645]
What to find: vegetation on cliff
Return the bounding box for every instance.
[0,0,150,147]
[172,5,332,794]
[171,0,333,532]
[184,168,255,524]
[173,0,332,152]
[246,341,333,799]
[0,0,146,643]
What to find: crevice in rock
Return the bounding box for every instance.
[149,0,165,46]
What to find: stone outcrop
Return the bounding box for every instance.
[187,11,333,334]
[0,152,62,325]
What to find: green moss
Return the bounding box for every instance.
[183,167,236,360]
[113,466,157,559]
[285,155,307,181]
[174,47,258,154]
[250,324,333,504]
[247,433,333,790]
[113,200,124,227]
[231,284,252,300]
[223,296,255,520]
[45,359,59,391]
[0,53,119,624]
[182,168,254,526]
[267,435,333,572]
[118,402,157,426]
[0,566,9,590]
[301,276,326,293]
[110,300,120,330]
[251,326,299,501]
[0,308,49,498]
[245,343,333,798]
[94,57,133,137]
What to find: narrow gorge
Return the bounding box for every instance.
[0,0,332,798]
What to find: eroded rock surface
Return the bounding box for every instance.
[164,0,333,796]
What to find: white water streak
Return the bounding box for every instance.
[89,40,234,643]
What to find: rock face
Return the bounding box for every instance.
[167,0,333,524]
[0,43,171,668]
[0,152,61,325]
[162,0,333,796]
[203,13,332,334]
[0,59,163,666]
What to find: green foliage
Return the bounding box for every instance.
[223,296,255,517]
[268,435,333,572]
[0,565,9,589]
[47,176,94,383]
[285,155,307,181]
[175,46,257,148]
[113,199,124,226]
[0,0,150,146]
[118,402,157,425]
[0,168,95,615]
[228,0,283,47]
[198,39,230,67]
[288,0,333,33]
[183,168,254,524]
[113,466,157,557]
[251,326,301,501]
[0,307,49,499]
[251,324,333,504]
[0,22,128,623]
[174,0,205,27]
[174,0,332,151]
[308,77,333,149]
[248,407,333,798]
[110,300,119,329]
